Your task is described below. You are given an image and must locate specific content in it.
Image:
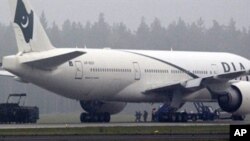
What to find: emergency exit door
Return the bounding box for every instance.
[133,62,141,80]
[75,61,83,79]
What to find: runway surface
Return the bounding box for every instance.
[0,134,229,141]
[0,120,247,129]
[0,122,232,129]
[0,121,236,141]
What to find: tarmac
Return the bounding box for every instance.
[0,134,229,141]
[0,120,246,141]
[0,119,247,129]
[0,122,233,129]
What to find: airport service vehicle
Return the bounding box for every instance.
[1,0,250,123]
[0,93,39,124]
[215,108,245,121]
[153,102,216,122]
[154,102,245,122]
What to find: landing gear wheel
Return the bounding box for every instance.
[103,113,111,123]
[80,113,87,122]
[93,114,99,122]
[80,113,111,123]
[98,114,105,122]
[232,115,245,121]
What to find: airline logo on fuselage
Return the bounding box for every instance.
[221,62,245,72]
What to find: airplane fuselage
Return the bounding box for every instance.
[3,49,250,103]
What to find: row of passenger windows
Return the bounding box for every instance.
[145,69,209,75]
[172,70,209,74]
[192,70,209,75]
[145,69,188,74]
[171,70,184,74]
[145,69,169,73]
[90,68,132,73]
[90,68,210,75]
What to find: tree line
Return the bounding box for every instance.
[43,13,250,58]
[1,13,250,58]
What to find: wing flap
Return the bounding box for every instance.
[145,82,185,93]
[146,70,250,94]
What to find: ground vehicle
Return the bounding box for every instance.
[154,102,246,122]
[154,102,218,122]
[193,102,217,121]
[215,108,245,121]
[0,93,39,124]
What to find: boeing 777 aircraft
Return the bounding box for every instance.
[1,0,250,122]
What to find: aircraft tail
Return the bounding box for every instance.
[9,0,54,53]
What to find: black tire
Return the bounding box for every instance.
[80,113,87,123]
[98,114,105,123]
[92,114,99,122]
[81,113,111,123]
[232,115,245,121]
[103,113,110,123]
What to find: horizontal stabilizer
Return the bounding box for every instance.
[20,49,85,69]
[0,70,15,77]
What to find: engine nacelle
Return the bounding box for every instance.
[80,100,127,115]
[218,81,250,115]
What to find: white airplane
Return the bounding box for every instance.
[1,0,250,122]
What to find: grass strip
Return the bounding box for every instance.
[0,125,229,136]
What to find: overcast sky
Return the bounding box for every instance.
[0,0,250,30]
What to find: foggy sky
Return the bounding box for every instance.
[0,0,250,30]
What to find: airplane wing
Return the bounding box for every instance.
[145,70,249,94]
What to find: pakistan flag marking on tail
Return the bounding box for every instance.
[14,0,34,43]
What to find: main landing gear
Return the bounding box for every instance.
[80,112,111,123]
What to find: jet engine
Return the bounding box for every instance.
[80,100,127,115]
[218,81,250,115]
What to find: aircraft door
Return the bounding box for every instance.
[133,62,141,80]
[75,61,83,79]
[211,64,218,75]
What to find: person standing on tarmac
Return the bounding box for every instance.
[151,108,157,122]
[135,111,139,122]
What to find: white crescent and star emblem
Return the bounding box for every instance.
[21,15,29,28]
[14,0,34,43]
